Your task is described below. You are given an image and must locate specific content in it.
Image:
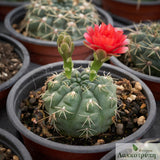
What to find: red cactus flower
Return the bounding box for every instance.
[84,23,129,57]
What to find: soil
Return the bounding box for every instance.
[20,78,148,146]
[0,42,22,85]
[0,144,19,160]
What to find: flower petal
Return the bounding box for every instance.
[112,47,129,54]
[83,23,128,57]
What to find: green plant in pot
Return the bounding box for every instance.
[128,23,160,77]
[20,0,100,41]
[5,0,113,64]
[40,23,129,138]
[7,23,156,160]
[110,22,160,100]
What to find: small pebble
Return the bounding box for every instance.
[29,97,36,104]
[140,103,146,109]
[0,147,6,152]
[116,123,124,135]
[137,116,146,126]
[117,85,124,91]
[6,148,12,155]
[127,94,136,102]
[135,82,142,90]
[13,155,19,160]
[132,128,137,132]
[124,109,130,114]
[95,139,105,145]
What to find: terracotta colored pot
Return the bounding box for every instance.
[102,0,160,23]
[7,61,156,160]
[5,5,113,65]
[0,88,10,108]
[0,1,27,21]
[0,33,30,108]
[0,128,32,160]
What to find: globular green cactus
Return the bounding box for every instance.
[20,0,100,41]
[41,32,117,138]
[127,23,160,77]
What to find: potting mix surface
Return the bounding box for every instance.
[0,42,22,84]
[20,78,148,145]
[0,144,19,160]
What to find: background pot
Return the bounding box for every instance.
[100,138,160,160]
[7,61,156,160]
[0,1,27,21]
[0,33,30,107]
[0,128,32,160]
[102,0,160,23]
[110,23,160,101]
[4,5,113,65]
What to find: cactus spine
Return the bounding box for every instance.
[127,23,160,77]
[20,0,100,41]
[42,33,117,138]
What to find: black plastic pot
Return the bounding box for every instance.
[92,0,102,6]
[7,61,156,160]
[4,5,113,65]
[100,149,115,160]
[0,1,28,20]
[0,33,30,107]
[101,138,160,160]
[0,128,32,160]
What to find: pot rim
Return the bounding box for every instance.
[0,128,32,160]
[7,61,156,154]
[0,33,30,92]
[113,0,160,5]
[4,4,113,47]
[0,1,28,6]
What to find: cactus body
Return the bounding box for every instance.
[20,0,100,41]
[128,23,160,77]
[42,69,117,138]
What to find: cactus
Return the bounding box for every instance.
[20,0,100,41]
[41,32,117,138]
[127,23,160,77]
